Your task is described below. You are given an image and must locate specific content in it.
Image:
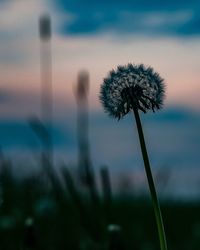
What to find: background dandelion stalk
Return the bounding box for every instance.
[133,108,167,250]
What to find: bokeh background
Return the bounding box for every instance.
[1,1,200,250]
[1,0,200,199]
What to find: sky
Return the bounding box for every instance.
[1,0,200,198]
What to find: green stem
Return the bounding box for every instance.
[133,109,167,250]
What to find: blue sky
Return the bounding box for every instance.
[1,0,200,197]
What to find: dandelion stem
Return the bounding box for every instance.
[133,108,167,250]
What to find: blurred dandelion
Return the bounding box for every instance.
[75,71,102,241]
[107,224,124,250]
[75,70,91,184]
[23,217,36,250]
[100,63,167,250]
[39,14,53,163]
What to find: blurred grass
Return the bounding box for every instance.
[0,159,200,250]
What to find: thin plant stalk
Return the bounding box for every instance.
[76,71,100,208]
[133,108,167,250]
[100,167,112,224]
[39,14,53,163]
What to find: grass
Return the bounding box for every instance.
[0,160,200,250]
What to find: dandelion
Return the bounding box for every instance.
[100,63,165,119]
[100,63,168,250]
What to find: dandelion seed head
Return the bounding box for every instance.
[99,63,165,119]
[107,224,121,232]
[25,217,34,227]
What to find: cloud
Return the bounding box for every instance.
[0,88,13,103]
[52,0,200,37]
[0,0,65,66]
